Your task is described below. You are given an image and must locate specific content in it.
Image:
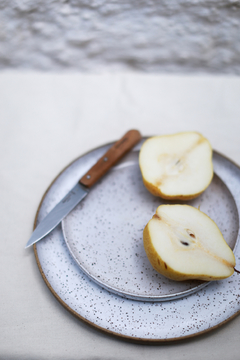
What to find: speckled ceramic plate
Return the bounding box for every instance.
[34,139,240,342]
[62,146,238,301]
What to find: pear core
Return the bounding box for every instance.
[139,132,214,200]
[143,205,236,281]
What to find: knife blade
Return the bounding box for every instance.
[25,129,142,248]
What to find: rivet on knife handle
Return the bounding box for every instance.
[80,129,142,188]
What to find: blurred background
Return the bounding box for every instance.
[1,0,240,74]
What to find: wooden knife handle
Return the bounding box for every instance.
[79,129,142,188]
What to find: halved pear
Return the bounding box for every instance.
[143,204,236,281]
[139,132,213,200]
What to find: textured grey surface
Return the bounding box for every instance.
[1,0,240,73]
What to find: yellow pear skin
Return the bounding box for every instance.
[143,205,236,281]
[139,132,214,200]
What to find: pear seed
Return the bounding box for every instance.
[186,229,196,238]
[180,240,189,246]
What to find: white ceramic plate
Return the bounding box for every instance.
[34,139,240,342]
[62,149,238,301]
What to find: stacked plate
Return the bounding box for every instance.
[34,139,240,342]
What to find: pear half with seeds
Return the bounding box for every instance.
[143,205,236,281]
[139,132,213,200]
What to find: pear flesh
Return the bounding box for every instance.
[139,132,213,200]
[143,205,236,281]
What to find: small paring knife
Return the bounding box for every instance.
[25,130,142,249]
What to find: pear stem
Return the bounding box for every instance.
[234,267,240,274]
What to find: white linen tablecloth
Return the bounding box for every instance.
[1,71,240,359]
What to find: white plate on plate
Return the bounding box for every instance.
[34,138,240,342]
[62,148,238,301]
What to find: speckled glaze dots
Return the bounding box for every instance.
[35,139,240,341]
